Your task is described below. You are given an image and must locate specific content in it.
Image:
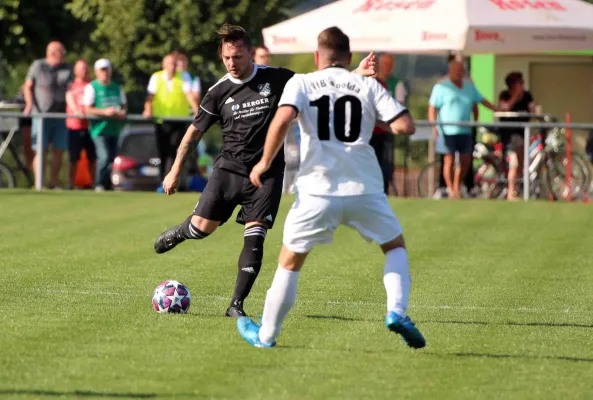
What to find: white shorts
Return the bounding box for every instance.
[283,192,403,253]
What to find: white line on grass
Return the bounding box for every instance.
[28,288,580,315]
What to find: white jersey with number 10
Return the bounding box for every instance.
[278,66,407,196]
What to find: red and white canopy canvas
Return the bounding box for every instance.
[263,0,593,54]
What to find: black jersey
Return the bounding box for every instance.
[193,64,295,176]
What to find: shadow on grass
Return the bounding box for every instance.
[0,390,157,398]
[423,320,593,329]
[428,351,593,363]
[306,314,362,322]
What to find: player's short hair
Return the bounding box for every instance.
[217,24,252,55]
[505,71,523,88]
[317,27,350,61]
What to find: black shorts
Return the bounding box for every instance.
[193,167,283,229]
[68,129,97,162]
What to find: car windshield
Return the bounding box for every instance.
[119,133,158,159]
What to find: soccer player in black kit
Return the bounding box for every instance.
[154,24,377,317]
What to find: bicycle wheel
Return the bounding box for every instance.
[474,160,506,199]
[545,152,590,200]
[417,160,442,198]
[0,162,16,188]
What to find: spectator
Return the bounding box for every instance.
[143,53,199,183]
[254,45,270,66]
[83,59,127,191]
[498,71,536,200]
[428,55,497,199]
[377,53,407,105]
[23,41,73,188]
[175,51,201,109]
[370,76,395,195]
[66,59,96,189]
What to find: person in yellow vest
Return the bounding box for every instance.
[143,53,199,181]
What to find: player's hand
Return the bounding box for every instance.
[250,161,269,188]
[162,171,180,195]
[357,51,377,77]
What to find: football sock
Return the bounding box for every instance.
[180,216,210,240]
[383,247,410,317]
[230,225,267,307]
[259,266,299,344]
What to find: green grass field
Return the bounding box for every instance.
[2,191,593,399]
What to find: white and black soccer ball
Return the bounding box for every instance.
[152,280,191,314]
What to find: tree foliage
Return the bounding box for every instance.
[0,0,91,96]
[67,0,294,111]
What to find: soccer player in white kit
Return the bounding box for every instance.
[236,27,426,349]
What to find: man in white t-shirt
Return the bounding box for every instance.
[236,27,425,349]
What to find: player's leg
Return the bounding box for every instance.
[237,194,339,347]
[226,220,268,317]
[345,194,425,349]
[153,168,239,254]
[227,173,283,317]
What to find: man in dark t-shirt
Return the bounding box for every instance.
[152,24,377,317]
[498,71,536,200]
[370,77,394,195]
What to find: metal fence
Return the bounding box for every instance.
[1,110,593,201]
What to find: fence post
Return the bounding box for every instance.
[35,117,44,191]
[523,126,530,201]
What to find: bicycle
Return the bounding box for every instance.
[417,127,591,200]
[0,126,18,188]
[472,127,590,200]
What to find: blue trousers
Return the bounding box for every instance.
[92,135,118,189]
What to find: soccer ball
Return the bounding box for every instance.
[152,280,191,314]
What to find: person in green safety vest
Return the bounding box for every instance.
[143,53,199,183]
[82,58,127,191]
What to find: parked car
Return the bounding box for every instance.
[111,126,161,191]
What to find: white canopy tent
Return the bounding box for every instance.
[263,0,593,54]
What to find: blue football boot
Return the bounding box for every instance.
[385,312,426,349]
[237,317,276,348]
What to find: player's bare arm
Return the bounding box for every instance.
[250,106,297,188]
[389,112,415,135]
[162,124,204,195]
[374,113,415,135]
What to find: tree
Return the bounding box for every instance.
[0,0,91,97]
[67,0,295,112]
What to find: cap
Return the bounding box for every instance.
[94,58,112,70]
